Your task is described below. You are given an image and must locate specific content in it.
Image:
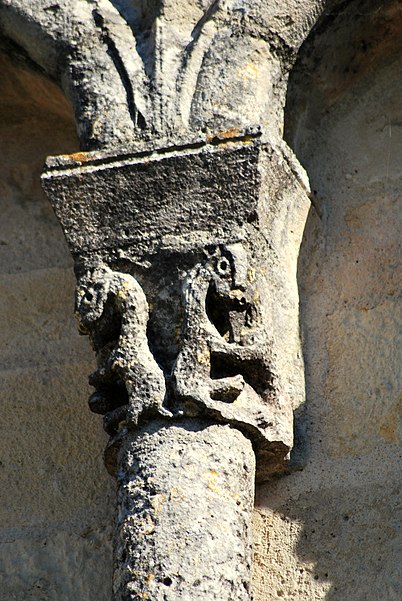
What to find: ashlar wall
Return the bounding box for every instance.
[254,5,402,600]
[0,2,401,599]
[0,51,114,600]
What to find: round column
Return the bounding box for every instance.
[113,419,255,601]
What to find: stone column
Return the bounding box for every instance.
[114,421,254,600]
[42,134,309,600]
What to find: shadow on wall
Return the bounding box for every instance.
[254,1,402,600]
[0,47,114,600]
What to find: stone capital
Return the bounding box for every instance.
[42,133,310,481]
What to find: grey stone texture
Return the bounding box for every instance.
[0,50,114,600]
[253,1,402,599]
[114,421,255,601]
[1,0,318,593]
[42,135,309,598]
[0,0,332,150]
[1,0,401,600]
[42,139,309,480]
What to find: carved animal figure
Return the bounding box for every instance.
[76,264,167,436]
[172,244,274,417]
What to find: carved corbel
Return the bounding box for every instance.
[42,134,310,599]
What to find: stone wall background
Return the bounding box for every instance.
[0,52,114,600]
[0,2,401,599]
[254,4,402,599]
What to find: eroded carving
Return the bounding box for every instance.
[42,136,309,600]
[74,238,291,477]
[76,264,168,469]
[171,244,284,440]
[43,139,305,479]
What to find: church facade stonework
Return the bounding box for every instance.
[0,1,401,600]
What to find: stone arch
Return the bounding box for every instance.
[288,0,402,454]
[0,0,143,149]
[4,1,399,600]
[0,0,339,150]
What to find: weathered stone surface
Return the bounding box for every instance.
[42,138,310,480]
[0,50,78,272]
[0,268,91,370]
[41,130,310,599]
[7,2,399,601]
[287,0,402,459]
[0,363,113,525]
[0,0,333,150]
[253,2,402,598]
[42,138,262,256]
[0,529,113,601]
[114,421,255,601]
[0,50,114,601]
[254,452,402,600]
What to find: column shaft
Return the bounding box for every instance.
[113,420,255,601]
